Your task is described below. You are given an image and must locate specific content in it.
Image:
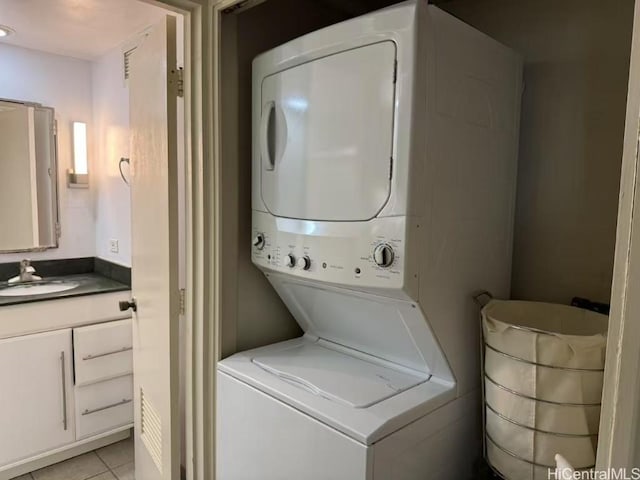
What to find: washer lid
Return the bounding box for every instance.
[252,342,426,408]
[267,273,454,383]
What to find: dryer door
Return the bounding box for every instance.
[259,41,396,221]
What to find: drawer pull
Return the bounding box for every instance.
[82,398,133,416]
[82,346,132,361]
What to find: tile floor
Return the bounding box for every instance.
[11,435,493,480]
[14,436,134,480]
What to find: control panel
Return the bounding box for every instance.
[251,211,408,290]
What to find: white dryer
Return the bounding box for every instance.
[217,1,523,479]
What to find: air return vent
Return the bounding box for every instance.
[140,388,163,474]
[124,47,136,81]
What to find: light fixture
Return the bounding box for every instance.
[0,25,14,38]
[68,121,89,188]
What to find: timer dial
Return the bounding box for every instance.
[285,254,296,268]
[373,244,395,268]
[252,233,265,250]
[297,256,311,270]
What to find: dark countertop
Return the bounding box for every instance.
[0,273,130,307]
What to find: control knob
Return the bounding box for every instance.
[373,244,395,268]
[297,256,311,271]
[285,254,296,268]
[252,233,265,250]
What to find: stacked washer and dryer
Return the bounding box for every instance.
[217,1,522,479]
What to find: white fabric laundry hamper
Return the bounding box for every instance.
[479,298,608,480]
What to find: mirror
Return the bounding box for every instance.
[0,99,59,252]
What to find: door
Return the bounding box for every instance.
[129,15,180,480]
[0,329,73,466]
[258,41,397,221]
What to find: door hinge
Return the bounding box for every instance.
[52,119,58,136]
[393,60,398,84]
[55,222,61,239]
[176,67,184,98]
[179,288,186,315]
[389,157,394,180]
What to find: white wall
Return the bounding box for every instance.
[91,12,181,268]
[0,40,135,267]
[219,0,357,357]
[0,43,95,262]
[92,46,132,267]
[442,0,634,304]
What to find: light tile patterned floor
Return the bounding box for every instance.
[16,437,134,480]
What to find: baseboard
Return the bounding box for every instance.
[0,425,132,480]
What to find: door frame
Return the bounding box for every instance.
[142,1,216,479]
[597,0,640,470]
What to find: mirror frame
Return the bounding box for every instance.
[0,98,61,253]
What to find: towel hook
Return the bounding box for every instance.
[119,157,130,186]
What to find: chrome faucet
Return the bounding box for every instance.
[7,259,42,284]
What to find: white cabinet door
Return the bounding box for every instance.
[0,329,74,466]
[259,41,397,222]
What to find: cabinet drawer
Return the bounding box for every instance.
[75,375,133,439]
[74,319,132,386]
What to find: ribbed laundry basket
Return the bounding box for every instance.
[477,295,608,480]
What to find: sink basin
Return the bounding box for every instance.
[0,281,80,297]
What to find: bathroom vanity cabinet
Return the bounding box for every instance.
[0,290,133,480]
[0,329,75,466]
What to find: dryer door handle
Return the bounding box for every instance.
[260,101,276,171]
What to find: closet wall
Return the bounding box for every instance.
[220,0,354,356]
[219,0,635,357]
[441,0,634,304]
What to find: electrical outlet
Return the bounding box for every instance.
[109,239,119,253]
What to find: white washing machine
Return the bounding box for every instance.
[217,1,523,479]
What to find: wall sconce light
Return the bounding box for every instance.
[68,121,89,188]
